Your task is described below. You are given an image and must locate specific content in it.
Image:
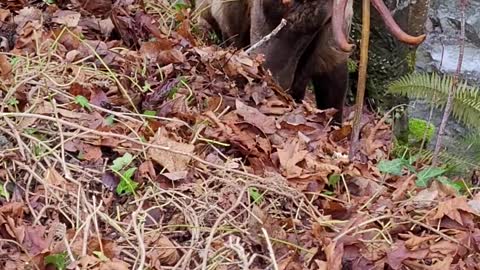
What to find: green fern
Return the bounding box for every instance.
[392,143,479,176]
[460,133,480,161]
[388,73,480,129]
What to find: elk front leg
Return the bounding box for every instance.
[312,62,348,124]
[289,29,349,124]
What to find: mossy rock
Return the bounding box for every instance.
[408,118,435,145]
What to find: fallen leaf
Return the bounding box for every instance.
[432,197,474,225]
[277,139,308,178]
[82,144,103,161]
[429,240,461,256]
[99,260,130,270]
[44,167,67,187]
[0,54,12,80]
[147,128,194,172]
[23,225,49,256]
[325,241,343,270]
[402,234,436,249]
[277,253,303,270]
[146,234,180,267]
[387,241,428,270]
[235,100,276,134]
[52,10,81,27]
[412,188,438,209]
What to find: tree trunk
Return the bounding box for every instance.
[349,0,430,142]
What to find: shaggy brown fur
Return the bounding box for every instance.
[196,0,351,122]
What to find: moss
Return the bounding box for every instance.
[406,50,417,73]
[347,58,358,73]
[408,118,435,145]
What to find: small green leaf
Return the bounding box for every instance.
[328,174,341,186]
[10,56,19,66]
[347,58,358,73]
[142,82,152,92]
[248,187,263,204]
[378,159,407,176]
[168,87,179,99]
[143,110,157,118]
[173,0,189,11]
[74,95,92,111]
[25,128,37,135]
[0,184,9,199]
[111,153,134,172]
[436,176,464,193]
[105,115,115,126]
[322,190,335,196]
[123,167,136,179]
[93,251,108,262]
[44,252,68,270]
[34,144,46,156]
[7,98,19,106]
[116,167,139,195]
[415,167,446,187]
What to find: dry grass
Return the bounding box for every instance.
[0,31,334,269]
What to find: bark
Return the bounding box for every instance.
[349,0,430,142]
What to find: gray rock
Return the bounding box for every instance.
[413,0,479,156]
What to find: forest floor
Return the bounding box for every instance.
[0,1,480,270]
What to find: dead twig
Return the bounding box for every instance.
[432,0,467,165]
[349,0,371,160]
[246,19,287,54]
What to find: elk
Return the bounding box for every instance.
[195,0,425,123]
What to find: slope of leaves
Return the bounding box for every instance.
[1,1,480,270]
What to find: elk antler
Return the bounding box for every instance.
[332,0,354,52]
[371,0,426,46]
[332,0,426,52]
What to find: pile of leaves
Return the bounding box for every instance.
[1,1,480,269]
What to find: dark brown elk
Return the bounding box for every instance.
[195,0,425,123]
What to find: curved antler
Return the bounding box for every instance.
[332,0,426,52]
[371,0,426,45]
[332,0,355,52]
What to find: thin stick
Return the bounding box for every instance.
[246,19,287,54]
[432,0,466,165]
[201,187,247,270]
[349,0,371,160]
[262,228,279,270]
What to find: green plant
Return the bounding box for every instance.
[105,115,115,125]
[388,72,480,129]
[74,95,92,112]
[389,72,480,176]
[0,184,9,200]
[377,157,463,192]
[172,0,189,11]
[248,187,263,205]
[408,118,435,145]
[44,252,69,270]
[168,77,189,99]
[143,110,157,119]
[111,153,139,195]
[7,98,19,107]
[347,58,358,73]
[391,143,479,178]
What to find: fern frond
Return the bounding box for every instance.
[388,73,480,129]
[460,133,480,161]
